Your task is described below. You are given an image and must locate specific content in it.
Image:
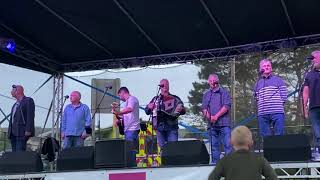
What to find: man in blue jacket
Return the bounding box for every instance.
[61,91,92,149]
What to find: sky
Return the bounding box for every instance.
[0,62,201,129]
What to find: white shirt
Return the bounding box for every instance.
[123,96,140,131]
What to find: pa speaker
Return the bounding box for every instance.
[95,139,136,168]
[57,146,94,171]
[263,134,311,162]
[0,151,43,173]
[161,140,209,166]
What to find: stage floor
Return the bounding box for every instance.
[1,162,320,180]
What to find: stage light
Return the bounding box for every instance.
[0,38,16,52]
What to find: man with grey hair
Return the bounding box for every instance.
[61,91,92,149]
[145,79,185,150]
[303,50,320,160]
[202,73,232,164]
[253,59,288,137]
[8,85,35,152]
[208,126,278,180]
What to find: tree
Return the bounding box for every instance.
[187,46,319,136]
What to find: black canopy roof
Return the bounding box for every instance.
[1,0,320,73]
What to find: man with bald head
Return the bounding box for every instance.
[145,79,186,150]
[303,50,320,159]
[208,126,278,180]
[202,74,232,163]
[8,85,35,152]
[61,91,92,149]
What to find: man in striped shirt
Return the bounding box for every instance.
[254,59,288,137]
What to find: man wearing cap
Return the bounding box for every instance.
[253,59,288,137]
[303,51,320,159]
[8,85,35,152]
[61,91,92,149]
[202,74,232,164]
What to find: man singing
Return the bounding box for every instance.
[61,91,91,149]
[112,87,140,166]
[254,59,288,137]
[303,51,320,159]
[145,79,185,150]
[8,85,35,152]
[202,74,232,164]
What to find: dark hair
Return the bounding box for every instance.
[118,87,129,94]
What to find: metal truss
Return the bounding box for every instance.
[2,33,320,73]
[52,74,64,140]
[0,173,46,180]
[62,33,320,72]
[271,162,320,179]
[0,44,61,73]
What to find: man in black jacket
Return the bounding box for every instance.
[8,85,35,152]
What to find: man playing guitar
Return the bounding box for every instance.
[111,87,140,166]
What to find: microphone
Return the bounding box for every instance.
[258,69,265,74]
[306,55,314,62]
[158,84,164,88]
[64,95,69,99]
[105,83,112,89]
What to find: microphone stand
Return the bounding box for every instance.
[148,86,161,166]
[300,63,313,150]
[55,96,69,152]
[91,87,110,141]
[254,71,263,153]
[206,89,214,164]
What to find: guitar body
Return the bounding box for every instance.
[111,102,125,135]
[116,119,125,135]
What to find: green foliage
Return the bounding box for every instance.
[187,46,319,133]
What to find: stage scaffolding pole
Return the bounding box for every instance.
[231,58,236,127]
[51,73,64,171]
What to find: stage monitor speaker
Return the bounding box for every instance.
[0,151,43,173]
[57,146,94,171]
[95,139,136,168]
[263,134,311,162]
[161,140,209,166]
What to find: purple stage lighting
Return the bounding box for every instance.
[0,38,16,53]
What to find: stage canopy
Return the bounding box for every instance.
[1,0,320,73]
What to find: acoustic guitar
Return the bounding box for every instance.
[111,102,124,135]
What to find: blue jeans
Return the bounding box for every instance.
[10,136,28,152]
[63,136,84,149]
[156,129,178,149]
[125,130,140,167]
[310,108,320,148]
[209,126,232,164]
[258,113,285,137]
[125,130,140,151]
